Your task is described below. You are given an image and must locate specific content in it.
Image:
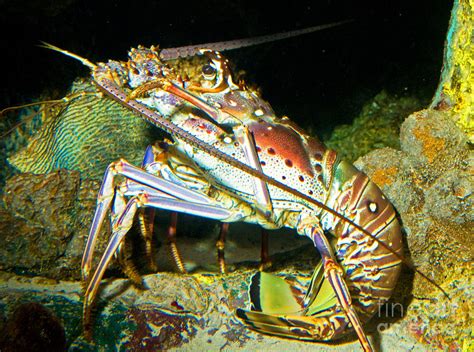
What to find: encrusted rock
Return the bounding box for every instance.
[355,108,472,349]
[0,170,107,279]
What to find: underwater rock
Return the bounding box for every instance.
[0,170,108,279]
[355,108,472,349]
[431,0,474,141]
[325,90,423,162]
[0,266,433,351]
[0,302,66,352]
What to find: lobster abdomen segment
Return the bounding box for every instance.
[325,160,403,320]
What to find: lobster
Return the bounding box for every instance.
[32,31,446,350]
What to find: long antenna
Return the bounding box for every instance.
[159,20,353,60]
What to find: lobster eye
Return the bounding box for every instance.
[202,64,216,80]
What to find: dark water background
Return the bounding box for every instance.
[2,0,452,137]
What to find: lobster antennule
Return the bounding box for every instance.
[39,41,97,69]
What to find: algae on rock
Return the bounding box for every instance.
[431,0,474,141]
[325,91,423,162]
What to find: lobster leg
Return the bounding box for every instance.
[308,227,373,352]
[167,212,187,273]
[82,157,214,282]
[137,208,157,271]
[234,125,273,217]
[259,229,272,271]
[84,191,233,336]
[216,222,229,274]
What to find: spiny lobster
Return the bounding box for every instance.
[17,24,446,351]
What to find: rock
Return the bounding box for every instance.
[355,108,472,349]
[0,269,436,352]
[0,302,66,352]
[325,90,423,163]
[0,170,108,280]
[431,0,474,141]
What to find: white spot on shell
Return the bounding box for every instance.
[369,202,378,212]
[254,109,264,116]
[223,136,232,144]
[228,100,237,106]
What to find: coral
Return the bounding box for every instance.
[6,79,157,181]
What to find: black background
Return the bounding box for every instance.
[2,0,452,136]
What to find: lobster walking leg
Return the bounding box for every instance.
[84,189,233,336]
[137,208,157,271]
[216,222,229,274]
[82,158,214,281]
[167,212,187,273]
[308,227,373,351]
[259,229,272,271]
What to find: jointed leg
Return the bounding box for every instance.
[138,208,158,272]
[167,212,187,273]
[83,192,233,337]
[259,229,272,271]
[216,222,229,274]
[307,226,373,352]
[82,156,212,282]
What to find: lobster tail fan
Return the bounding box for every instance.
[247,272,302,314]
[249,271,263,311]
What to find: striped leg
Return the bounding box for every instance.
[167,212,187,273]
[308,227,373,352]
[216,222,229,274]
[81,155,213,283]
[83,190,234,338]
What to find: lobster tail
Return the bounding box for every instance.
[236,270,351,341]
[323,160,403,320]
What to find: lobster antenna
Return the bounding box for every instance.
[41,42,450,300]
[159,20,353,60]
